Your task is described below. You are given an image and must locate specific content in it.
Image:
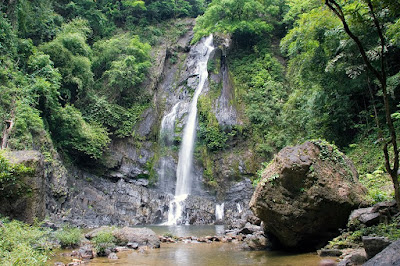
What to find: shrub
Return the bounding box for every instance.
[92,230,116,256]
[55,226,82,248]
[0,218,51,265]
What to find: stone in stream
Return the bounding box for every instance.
[127,242,139,249]
[108,252,118,260]
[250,140,367,250]
[238,222,262,235]
[78,245,95,260]
[337,249,367,266]
[86,227,160,249]
[318,249,343,257]
[242,234,271,250]
[114,227,160,248]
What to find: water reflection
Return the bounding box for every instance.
[89,242,324,266]
[52,226,326,266]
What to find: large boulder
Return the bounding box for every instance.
[0,150,45,223]
[362,236,392,259]
[364,239,400,266]
[86,227,160,248]
[113,227,160,248]
[250,140,366,249]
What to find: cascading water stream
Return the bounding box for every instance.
[160,103,180,146]
[236,202,242,214]
[215,203,224,221]
[158,103,180,192]
[166,35,214,225]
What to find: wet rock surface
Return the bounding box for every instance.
[250,141,367,250]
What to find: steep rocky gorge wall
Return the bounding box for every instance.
[25,20,260,227]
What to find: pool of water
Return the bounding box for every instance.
[50,225,331,266]
[89,242,325,266]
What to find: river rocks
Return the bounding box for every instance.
[0,150,45,223]
[238,222,262,235]
[318,249,343,257]
[108,252,118,260]
[362,236,392,259]
[78,245,95,260]
[363,239,400,266]
[242,233,271,250]
[127,242,139,249]
[348,201,397,228]
[250,140,367,249]
[338,249,367,266]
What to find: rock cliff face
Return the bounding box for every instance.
[250,140,367,250]
[40,20,258,227]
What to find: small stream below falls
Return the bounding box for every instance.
[51,226,326,265]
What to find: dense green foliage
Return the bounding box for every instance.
[55,226,82,248]
[1,0,399,206]
[193,0,286,45]
[1,0,205,162]
[328,215,400,249]
[0,218,52,265]
[193,0,400,202]
[228,46,289,156]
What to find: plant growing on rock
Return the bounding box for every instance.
[92,230,116,256]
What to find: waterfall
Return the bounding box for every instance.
[166,35,215,225]
[158,103,180,193]
[236,202,242,214]
[160,103,180,146]
[215,203,224,221]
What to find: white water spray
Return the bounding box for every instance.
[160,103,180,146]
[158,102,180,193]
[236,202,242,214]
[166,35,214,225]
[215,203,224,221]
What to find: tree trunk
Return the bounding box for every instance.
[325,0,400,209]
[1,106,15,150]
